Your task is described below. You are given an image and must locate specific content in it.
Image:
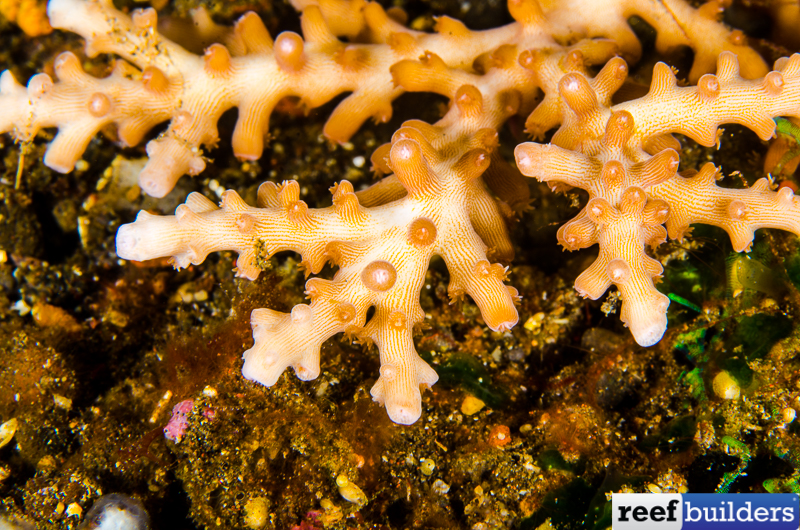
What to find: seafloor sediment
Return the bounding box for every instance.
[0,0,799,529]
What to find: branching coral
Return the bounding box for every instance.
[1,0,797,424]
[118,120,525,424]
[0,0,765,196]
[515,52,800,346]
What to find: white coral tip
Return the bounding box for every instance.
[241,346,284,387]
[138,171,174,199]
[115,224,142,261]
[629,312,668,347]
[385,396,422,425]
[292,360,320,381]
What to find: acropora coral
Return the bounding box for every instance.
[1,0,799,424]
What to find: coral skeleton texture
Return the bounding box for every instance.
[2,0,800,423]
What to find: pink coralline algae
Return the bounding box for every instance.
[290,512,323,530]
[202,407,216,422]
[163,400,193,443]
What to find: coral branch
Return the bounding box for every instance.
[617,53,800,147]
[653,164,800,252]
[516,52,800,347]
[1,0,758,197]
[574,188,670,346]
[538,0,768,82]
[117,126,518,424]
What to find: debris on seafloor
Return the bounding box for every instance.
[712,370,741,400]
[460,395,486,416]
[0,419,16,449]
[335,475,367,507]
[243,497,269,530]
[78,494,150,530]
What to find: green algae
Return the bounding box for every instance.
[425,351,508,409]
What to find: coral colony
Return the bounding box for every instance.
[1,0,799,424]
